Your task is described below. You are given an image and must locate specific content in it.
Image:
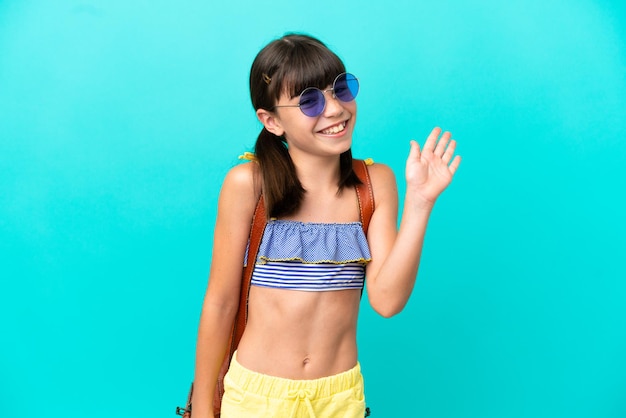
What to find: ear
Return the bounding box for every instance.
[256,108,285,137]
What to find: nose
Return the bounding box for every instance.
[322,89,343,116]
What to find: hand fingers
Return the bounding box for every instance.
[434,131,452,157]
[422,127,442,153]
[448,155,462,175]
[442,139,457,164]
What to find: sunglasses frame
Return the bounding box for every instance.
[272,72,359,117]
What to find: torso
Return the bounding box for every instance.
[236,186,368,379]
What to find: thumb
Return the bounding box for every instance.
[408,140,421,161]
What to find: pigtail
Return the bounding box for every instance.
[254,128,305,218]
[339,149,362,191]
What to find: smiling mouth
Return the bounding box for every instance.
[319,121,347,135]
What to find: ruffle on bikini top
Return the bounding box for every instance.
[254,220,372,265]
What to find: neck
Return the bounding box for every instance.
[289,152,342,191]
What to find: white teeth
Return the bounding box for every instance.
[321,122,346,135]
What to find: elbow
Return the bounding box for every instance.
[367,280,412,318]
[375,306,402,318]
[201,292,240,322]
[369,299,405,318]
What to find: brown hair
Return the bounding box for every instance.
[249,33,361,218]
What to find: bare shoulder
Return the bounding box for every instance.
[222,161,261,197]
[366,162,398,202]
[223,161,260,193]
[366,162,396,182]
[218,161,262,216]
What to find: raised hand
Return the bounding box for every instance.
[405,127,461,206]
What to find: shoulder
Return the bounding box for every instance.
[222,161,262,198]
[218,161,262,213]
[364,161,397,194]
[364,161,395,180]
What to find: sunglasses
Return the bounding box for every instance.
[272,72,359,117]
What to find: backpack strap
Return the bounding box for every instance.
[352,159,375,235]
[239,195,266,334]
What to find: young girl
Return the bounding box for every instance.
[192,33,461,417]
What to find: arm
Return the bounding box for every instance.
[365,127,461,317]
[191,163,260,418]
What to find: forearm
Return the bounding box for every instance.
[191,298,238,418]
[368,195,434,317]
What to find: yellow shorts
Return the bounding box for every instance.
[221,353,366,418]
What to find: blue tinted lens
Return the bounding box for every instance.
[299,88,325,117]
[334,73,359,103]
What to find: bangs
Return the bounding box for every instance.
[271,43,346,101]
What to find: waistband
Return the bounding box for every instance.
[226,352,363,400]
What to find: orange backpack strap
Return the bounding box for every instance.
[238,195,266,337]
[352,159,375,234]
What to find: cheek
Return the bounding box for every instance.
[346,102,357,123]
[345,101,357,116]
[282,117,318,139]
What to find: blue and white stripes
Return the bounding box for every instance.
[249,220,371,292]
[252,261,365,291]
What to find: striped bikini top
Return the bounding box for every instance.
[249,220,372,292]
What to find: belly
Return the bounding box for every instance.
[236,285,361,379]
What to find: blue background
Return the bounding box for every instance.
[1,1,625,417]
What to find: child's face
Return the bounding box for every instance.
[272,84,358,159]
